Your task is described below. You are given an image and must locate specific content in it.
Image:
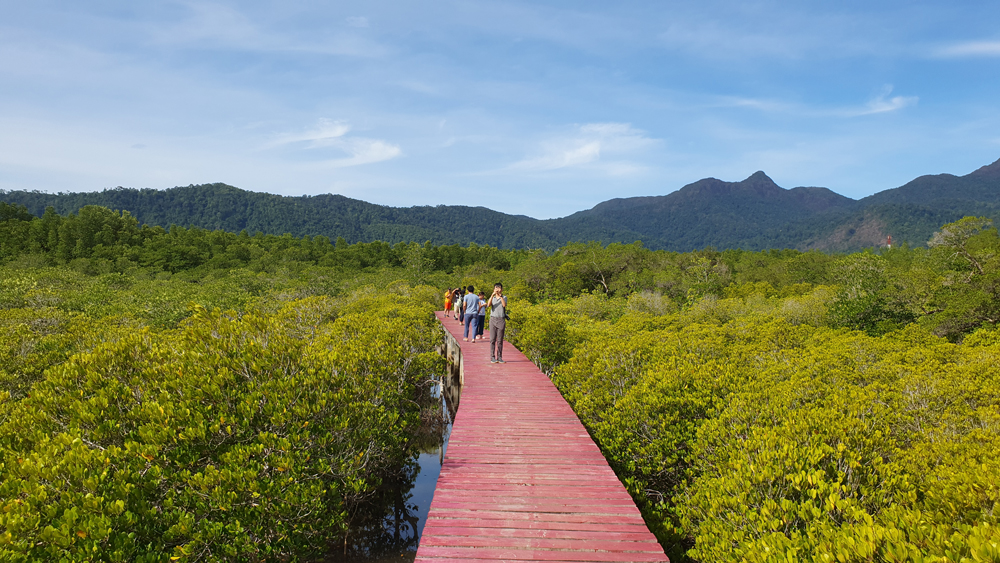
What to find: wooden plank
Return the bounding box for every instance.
[432,489,635,500]
[416,546,668,561]
[421,526,657,541]
[413,312,669,562]
[426,510,647,525]
[424,519,653,533]
[418,536,665,552]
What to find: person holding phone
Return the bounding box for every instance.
[488,283,507,363]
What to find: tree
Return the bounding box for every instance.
[927,216,994,275]
[923,217,1000,338]
[827,253,914,335]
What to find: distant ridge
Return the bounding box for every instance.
[3,157,1000,252]
[0,184,565,250]
[546,171,856,251]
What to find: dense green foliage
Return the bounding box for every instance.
[547,310,999,562]
[2,204,1000,561]
[491,221,1000,561]
[2,299,444,561]
[4,156,1000,252]
[0,248,450,560]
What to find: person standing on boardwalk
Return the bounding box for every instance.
[444,288,453,318]
[488,283,507,363]
[453,288,464,324]
[476,291,487,340]
[462,285,481,342]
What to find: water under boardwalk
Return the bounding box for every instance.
[339,352,460,563]
[415,312,669,563]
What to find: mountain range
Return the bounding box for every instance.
[3,157,1000,252]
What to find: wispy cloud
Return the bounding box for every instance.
[153,2,263,50]
[149,2,385,56]
[719,89,919,118]
[269,119,401,167]
[325,138,401,168]
[346,16,369,28]
[849,85,918,116]
[710,96,797,113]
[268,119,352,148]
[507,123,658,174]
[510,141,601,171]
[934,40,1000,58]
[658,21,803,60]
[711,87,917,118]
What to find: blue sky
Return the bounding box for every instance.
[1,1,999,218]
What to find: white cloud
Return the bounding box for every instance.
[510,142,600,171]
[715,97,795,113]
[268,119,352,148]
[324,138,401,168]
[268,119,401,168]
[710,88,917,119]
[935,40,1000,58]
[507,123,658,173]
[850,85,918,116]
[579,123,659,152]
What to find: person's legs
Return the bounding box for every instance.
[468,314,479,341]
[495,323,505,361]
[477,315,485,338]
[464,313,475,339]
[489,321,499,361]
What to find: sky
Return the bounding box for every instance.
[1,1,999,219]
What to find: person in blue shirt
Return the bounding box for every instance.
[462,285,481,342]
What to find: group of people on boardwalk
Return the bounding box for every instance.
[444,283,507,363]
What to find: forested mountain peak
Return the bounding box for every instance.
[670,171,782,200]
[969,156,1000,179]
[572,170,849,216]
[734,170,782,195]
[859,159,1000,208]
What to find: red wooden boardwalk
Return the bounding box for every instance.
[415,312,669,562]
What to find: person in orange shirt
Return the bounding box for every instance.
[444,288,453,318]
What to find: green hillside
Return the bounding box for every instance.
[0,184,564,250]
[3,157,999,251]
[549,171,857,250]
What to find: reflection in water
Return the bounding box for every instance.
[334,371,459,562]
